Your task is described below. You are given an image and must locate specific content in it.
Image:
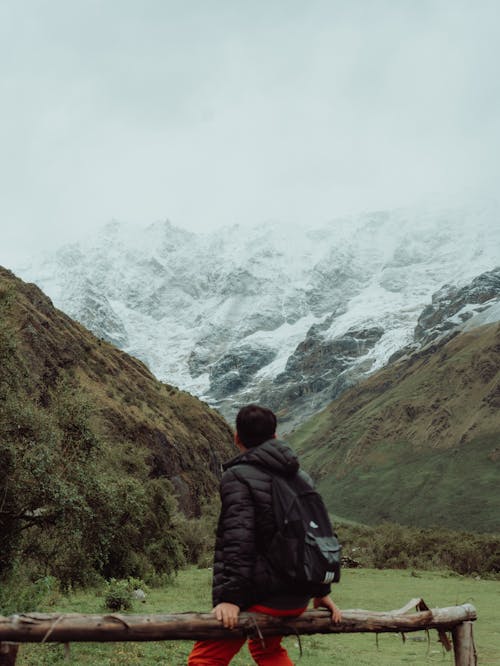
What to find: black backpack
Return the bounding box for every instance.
[267,471,341,585]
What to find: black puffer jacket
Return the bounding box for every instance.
[212,438,330,609]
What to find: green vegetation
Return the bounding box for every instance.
[337,521,500,577]
[7,567,500,665]
[290,322,500,532]
[103,578,149,611]
[316,434,500,532]
[2,267,500,663]
[0,332,184,586]
[150,494,500,580]
[0,267,233,587]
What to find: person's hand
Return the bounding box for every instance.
[313,595,342,623]
[213,602,241,629]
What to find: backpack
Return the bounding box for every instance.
[267,471,341,585]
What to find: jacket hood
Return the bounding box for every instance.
[224,438,299,477]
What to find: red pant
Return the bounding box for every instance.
[187,605,305,665]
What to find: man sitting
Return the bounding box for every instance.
[188,404,341,665]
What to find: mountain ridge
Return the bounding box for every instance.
[0,266,234,583]
[0,266,233,513]
[15,203,500,428]
[290,320,500,532]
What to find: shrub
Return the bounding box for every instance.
[103,577,148,611]
[104,579,134,611]
[177,497,220,566]
[0,565,61,615]
[335,519,500,577]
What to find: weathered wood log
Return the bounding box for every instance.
[452,621,477,666]
[0,605,476,643]
[0,643,19,666]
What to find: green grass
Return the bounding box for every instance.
[15,566,500,665]
[290,322,500,536]
[317,434,500,532]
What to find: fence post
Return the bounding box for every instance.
[451,622,477,666]
[0,643,18,666]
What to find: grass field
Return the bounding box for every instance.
[16,567,500,665]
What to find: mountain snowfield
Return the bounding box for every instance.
[15,202,500,428]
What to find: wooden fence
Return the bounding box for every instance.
[0,599,477,665]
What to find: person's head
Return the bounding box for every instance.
[235,404,277,449]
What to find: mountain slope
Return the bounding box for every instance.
[16,203,500,429]
[0,266,233,582]
[290,322,500,532]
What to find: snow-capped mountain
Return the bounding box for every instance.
[15,203,500,429]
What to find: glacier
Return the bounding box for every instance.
[14,202,500,429]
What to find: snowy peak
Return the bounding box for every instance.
[415,268,500,345]
[15,203,500,429]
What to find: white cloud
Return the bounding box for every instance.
[1,0,500,267]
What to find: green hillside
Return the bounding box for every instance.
[0,267,233,585]
[290,323,500,532]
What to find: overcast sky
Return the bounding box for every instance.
[1,0,500,267]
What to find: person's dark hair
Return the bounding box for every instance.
[236,404,277,448]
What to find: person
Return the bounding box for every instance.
[188,404,341,666]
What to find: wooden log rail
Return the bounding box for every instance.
[0,601,477,665]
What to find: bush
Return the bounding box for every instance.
[177,497,220,566]
[335,519,500,577]
[0,564,61,615]
[103,577,148,611]
[104,579,134,611]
